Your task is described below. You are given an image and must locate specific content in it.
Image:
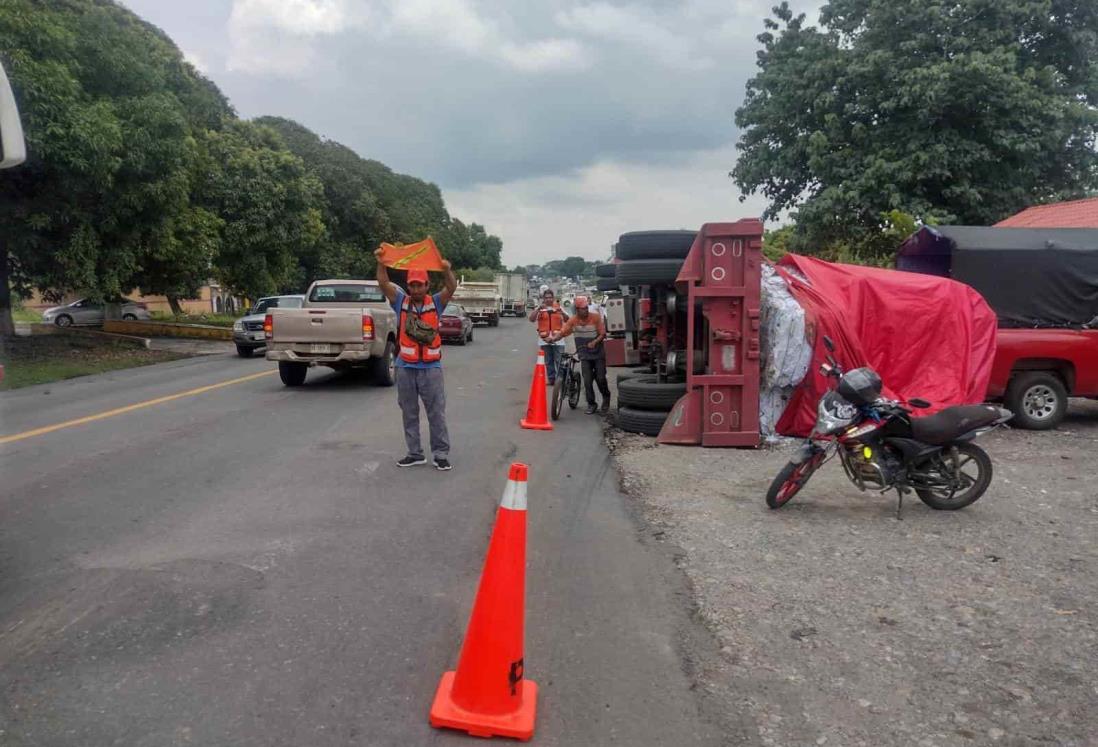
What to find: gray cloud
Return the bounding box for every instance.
[121,0,818,263]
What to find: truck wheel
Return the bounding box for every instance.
[489,316,499,327]
[596,277,619,292]
[617,375,686,411]
[615,230,697,260]
[1006,371,1067,430]
[615,258,684,287]
[616,406,669,436]
[236,345,254,358]
[279,361,308,387]
[596,263,617,278]
[370,339,396,386]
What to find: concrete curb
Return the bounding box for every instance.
[25,323,152,349]
[103,320,233,341]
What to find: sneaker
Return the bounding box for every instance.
[397,455,427,467]
[585,404,597,415]
[599,400,611,414]
[434,458,453,471]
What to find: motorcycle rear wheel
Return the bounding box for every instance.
[766,450,824,509]
[915,442,992,510]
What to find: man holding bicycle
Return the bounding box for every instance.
[549,296,611,415]
[528,286,569,386]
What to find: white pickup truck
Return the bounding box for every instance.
[264,279,399,387]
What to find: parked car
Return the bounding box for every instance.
[264,279,399,387]
[439,304,474,345]
[232,295,304,357]
[41,298,150,327]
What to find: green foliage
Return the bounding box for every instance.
[0,0,503,332]
[734,0,1098,263]
[455,266,499,283]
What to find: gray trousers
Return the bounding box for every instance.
[396,367,450,459]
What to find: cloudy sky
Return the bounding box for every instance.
[120,0,812,267]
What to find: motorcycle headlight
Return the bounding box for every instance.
[815,392,858,435]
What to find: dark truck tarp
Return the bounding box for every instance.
[774,255,998,438]
[896,226,1098,328]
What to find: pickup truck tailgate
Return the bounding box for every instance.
[269,308,366,344]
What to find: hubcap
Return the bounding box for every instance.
[1023,384,1058,420]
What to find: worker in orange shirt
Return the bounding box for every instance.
[528,286,569,386]
[549,296,611,414]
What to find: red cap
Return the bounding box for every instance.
[407,269,429,285]
[574,295,589,309]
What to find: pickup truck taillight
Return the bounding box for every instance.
[362,312,375,341]
[264,313,273,340]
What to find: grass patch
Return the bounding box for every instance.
[0,334,189,390]
[11,308,41,323]
[149,311,238,328]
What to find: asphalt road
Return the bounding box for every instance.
[0,319,727,746]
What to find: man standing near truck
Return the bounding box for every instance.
[529,286,569,385]
[375,248,459,471]
[550,296,611,414]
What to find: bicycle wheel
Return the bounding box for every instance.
[552,375,565,420]
[568,369,582,409]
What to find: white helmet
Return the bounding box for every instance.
[539,284,550,294]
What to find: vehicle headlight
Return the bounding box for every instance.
[233,320,244,331]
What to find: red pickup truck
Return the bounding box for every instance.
[987,328,1098,430]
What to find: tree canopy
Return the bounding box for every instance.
[733,0,1098,259]
[0,0,503,332]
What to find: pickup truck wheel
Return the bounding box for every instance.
[236,345,254,358]
[467,328,474,343]
[279,361,308,387]
[371,339,396,386]
[1006,371,1067,430]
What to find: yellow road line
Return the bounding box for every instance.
[0,369,277,446]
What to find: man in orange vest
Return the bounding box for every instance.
[528,286,569,385]
[375,249,458,470]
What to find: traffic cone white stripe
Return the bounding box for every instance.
[499,478,527,511]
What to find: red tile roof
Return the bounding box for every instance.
[995,196,1098,228]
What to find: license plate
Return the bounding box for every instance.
[253,333,266,341]
[310,343,332,354]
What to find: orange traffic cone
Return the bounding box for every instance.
[520,350,553,430]
[429,463,538,741]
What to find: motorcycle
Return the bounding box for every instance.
[766,336,1013,514]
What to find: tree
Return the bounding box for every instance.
[0,0,233,332]
[733,0,1098,260]
[556,256,588,278]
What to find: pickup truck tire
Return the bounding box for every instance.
[370,339,397,386]
[236,345,255,358]
[615,230,697,260]
[616,406,669,436]
[615,258,684,287]
[279,361,308,387]
[596,263,617,278]
[1006,371,1067,430]
[617,375,686,411]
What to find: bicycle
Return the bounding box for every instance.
[551,351,582,420]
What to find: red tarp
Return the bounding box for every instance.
[774,255,998,437]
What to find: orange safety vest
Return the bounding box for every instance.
[536,303,565,340]
[399,295,442,364]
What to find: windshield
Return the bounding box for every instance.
[443,305,462,316]
[309,284,385,303]
[252,297,303,314]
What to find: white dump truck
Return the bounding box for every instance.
[494,272,527,317]
[452,281,501,327]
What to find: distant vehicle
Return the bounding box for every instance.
[264,279,399,387]
[42,298,150,327]
[439,304,474,345]
[232,295,304,357]
[494,272,527,316]
[452,281,501,327]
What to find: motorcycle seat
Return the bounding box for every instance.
[910,405,1005,445]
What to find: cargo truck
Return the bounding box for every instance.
[494,272,527,316]
[452,281,501,326]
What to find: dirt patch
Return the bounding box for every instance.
[0,334,188,389]
[607,400,1098,746]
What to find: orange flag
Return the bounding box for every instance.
[378,237,444,272]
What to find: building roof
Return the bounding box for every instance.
[995,196,1098,228]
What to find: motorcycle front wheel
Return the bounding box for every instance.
[914,442,992,510]
[766,449,825,509]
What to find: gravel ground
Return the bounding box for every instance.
[607,397,1098,747]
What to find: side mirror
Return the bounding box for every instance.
[0,62,27,169]
[908,398,931,409]
[822,335,835,353]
